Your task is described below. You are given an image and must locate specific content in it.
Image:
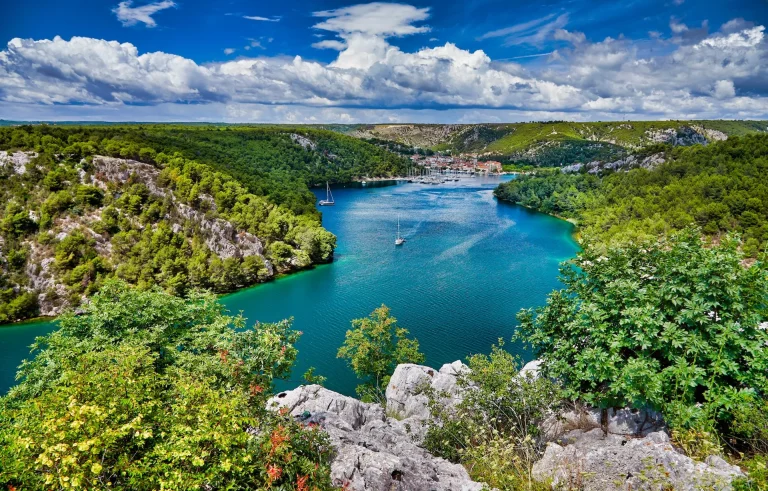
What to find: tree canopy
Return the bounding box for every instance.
[0,280,335,490]
[517,229,768,440]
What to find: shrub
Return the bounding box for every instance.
[337,305,424,403]
[423,343,562,490]
[0,281,334,490]
[516,228,768,444]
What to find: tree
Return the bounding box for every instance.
[337,305,425,402]
[0,281,334,490]
[516,228,768,439]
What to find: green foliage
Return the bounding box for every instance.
[734,454,768,491]
[303,367,328,386]
[337,305,425,403]
[0,281,334,490]
[0,125,358,322]
[496,134,768,256]
[494,171,600,218]
[516,229,768,445]
[423,343,561,490]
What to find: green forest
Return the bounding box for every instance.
[495,134,768,256]
[0,125,409,323]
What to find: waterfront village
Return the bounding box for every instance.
[409,153,504,174]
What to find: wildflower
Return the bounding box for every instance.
[270,426,288,455]
[250,383,264,396]
[297,474,309,491]
[266,464,282,482]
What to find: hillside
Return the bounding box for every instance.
[494,133,768,255]
[0,125,411,216]
[348,121,768,167]
[0,124,417,322]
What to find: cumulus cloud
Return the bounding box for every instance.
[313,3,430,37]
[312,40,347,50]
[224,48,235,55]
[113,0,176,28]
[2,2,768,122]
[712,80,736,99]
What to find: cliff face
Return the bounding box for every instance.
[269,361,745,491]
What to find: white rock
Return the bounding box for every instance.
[533,428,744,490]
[385,362,465,422]
[268,385,484,491]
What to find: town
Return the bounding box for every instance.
[408,153,503,174]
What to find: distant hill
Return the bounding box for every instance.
[344,121,768,167]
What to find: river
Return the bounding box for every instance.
[0,176,579,396]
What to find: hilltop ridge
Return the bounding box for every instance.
[342,120,768,166]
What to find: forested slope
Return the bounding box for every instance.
[1,125,410,216]
[495,134,768,255]
[0,124,413,322]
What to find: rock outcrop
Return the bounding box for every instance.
[385,361,466,420]
[268,384,484,491]
[268,361,747,491]
[533,428,744,490]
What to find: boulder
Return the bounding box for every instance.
[268,385,484,491]
[532,428,744,491]
[542,405,666,440]
[385,362,466,422]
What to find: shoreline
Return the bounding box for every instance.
[496,197,582,241]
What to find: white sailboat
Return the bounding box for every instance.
[395,215,405,246]
[319,182,335,206]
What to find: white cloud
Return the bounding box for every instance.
[113,0,176,28]
[2,2,768,122]
[712,80,736,99]
[480,13,571,47]
[224,48,235,55]
[313,3,430,37]
[243,15,280,22]
[553,29,586,45]
[312,40,347,50]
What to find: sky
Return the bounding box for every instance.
[1,0,767,123]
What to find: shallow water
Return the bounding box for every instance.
[0,176,579,396]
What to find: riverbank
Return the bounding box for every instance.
[496,196,581,242]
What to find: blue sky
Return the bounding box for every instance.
[1,0,767,122]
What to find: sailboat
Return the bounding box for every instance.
[395,215,406,246]
[319,182,335,206]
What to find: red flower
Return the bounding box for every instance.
[270,425,288,455]
[296,474,309,491]
[266,464,282,482]
[250,383,264,396]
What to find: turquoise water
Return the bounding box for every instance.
[0,176,579,396]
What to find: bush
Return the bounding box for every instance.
[337,305,424,403]
[0,281,334,490]
[423,343,562,490]
[516,228,768,444]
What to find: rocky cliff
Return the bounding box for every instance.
[269,361,745,491]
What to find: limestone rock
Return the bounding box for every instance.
[542,405,666,440]
[519,359,543,379]
[385,362,466,421]
[532,428,744,490]
[268,385,484,491]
